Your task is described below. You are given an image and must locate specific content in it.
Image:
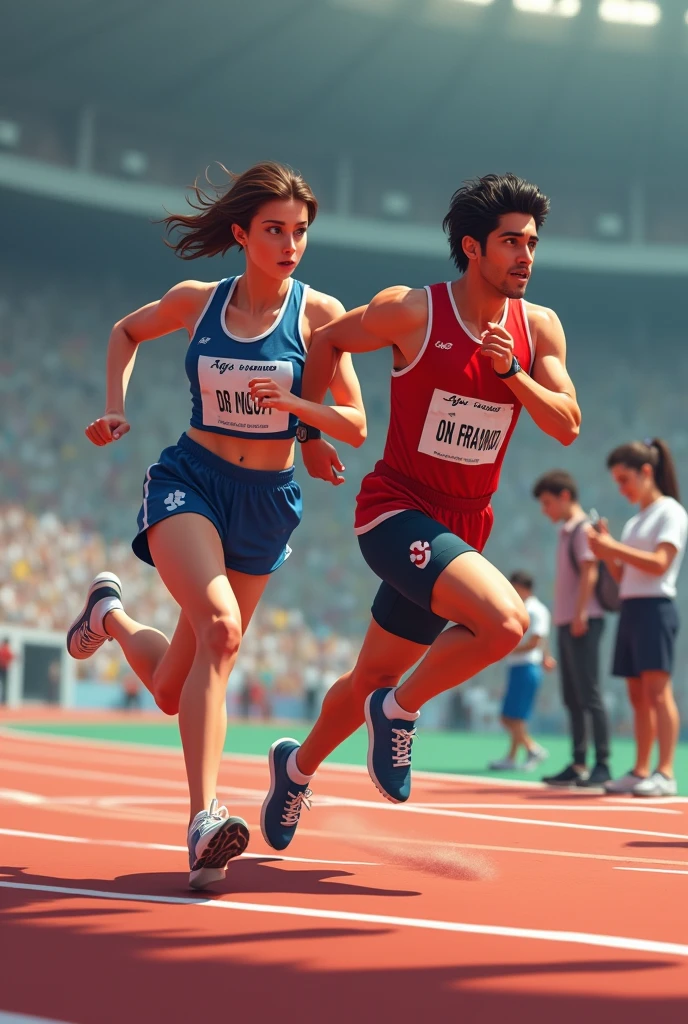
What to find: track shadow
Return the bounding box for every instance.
[7,905,137,922]
[421,784,542,796]
[522,791,609,801]
[1,860,420,900]
[625,841,688,849]
[119,859,421,898]
[0,869,685,1024]
[419,784,609,801]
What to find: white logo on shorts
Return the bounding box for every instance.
[435,340,452,350]
[164,490,186,511]
[409,540,431,569]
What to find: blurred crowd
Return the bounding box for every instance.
[0,503,358,709]
[1,276,688,721]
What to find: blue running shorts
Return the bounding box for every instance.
[132,433,302,575]
[501,663,542,721]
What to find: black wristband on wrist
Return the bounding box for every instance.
[495,355,522,379]
[296,424,322,443]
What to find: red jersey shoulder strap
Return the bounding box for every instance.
[508,298,535,373]
[391,284,434,379]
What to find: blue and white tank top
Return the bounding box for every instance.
[185,276,308,440]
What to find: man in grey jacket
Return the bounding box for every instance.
[533,470,611,787]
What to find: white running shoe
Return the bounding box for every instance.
[489,756,518,771]
[632,772,678,798]
[524,745,549,772]
[188,798,250,890]
[66,572,123,660]
[604,771,645,795]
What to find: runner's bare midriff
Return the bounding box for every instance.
[186,427,295,472]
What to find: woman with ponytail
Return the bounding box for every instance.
[65,162,366,887]
[587,438,687,797]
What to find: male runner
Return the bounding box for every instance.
[259,173,581,850]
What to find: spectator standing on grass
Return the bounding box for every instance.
[588,439,686,798]
[0,638,15,704]
[121,672,142,711]
[533,470,611,788]
[488,571,554,772]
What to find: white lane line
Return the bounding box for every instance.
[8,720,688,806]
[5,727,688,806]
[0,759,190,792]
[6,818,688,872]
[412,802,679,815]
[0,828,377,867]
[316,794,688,841]
[2,788,678,822]
[297,827,688,869]
[0,1013,73,1023]
[0,790,45,805]
[615,867,688,877]
[2,768,687,841]
[76,794,680,815]
[1,879,687,958]
[0,727,544,789]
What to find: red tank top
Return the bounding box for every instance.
[355,281,533,533]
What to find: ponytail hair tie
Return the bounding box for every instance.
[643,437,655,449]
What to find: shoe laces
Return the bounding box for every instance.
[78,621,103,652]
[280,788,312,827]
[193,798,228,837]
[208,797,228,820]
[391,727,416,768]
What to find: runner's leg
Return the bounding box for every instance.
[104,563,267,717]
[103,609,194,715]
[147,513,269,817]
[296,619,426,776]
[298,552,526,775]
[394,552,528,712]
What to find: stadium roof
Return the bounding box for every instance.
[3,0,688,179]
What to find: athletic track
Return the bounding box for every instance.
[1,718,688,1022]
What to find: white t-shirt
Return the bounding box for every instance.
[509,595,550,666]
[619,496,688,600]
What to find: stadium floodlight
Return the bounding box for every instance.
[381,191,412,218]
[598,1,661,26]
[328,0,399,12]
[447,0,497,6]
[0,119,21,147]
[512,0,581,16]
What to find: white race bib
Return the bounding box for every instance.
[198,356,294,434]
[417,390,513,465]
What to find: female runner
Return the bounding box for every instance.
[66,162,365,888]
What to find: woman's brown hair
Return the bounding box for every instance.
[607,438,681,503]
[162,161,318,260]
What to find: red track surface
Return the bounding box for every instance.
[1,725,688,1023]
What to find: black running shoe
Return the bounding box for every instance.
[66,572,123,660]
[542,764,589,787]
[576,763,611,788]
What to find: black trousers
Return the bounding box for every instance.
[557,619,610,765]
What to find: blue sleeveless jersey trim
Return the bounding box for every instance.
[185,276,308,440]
